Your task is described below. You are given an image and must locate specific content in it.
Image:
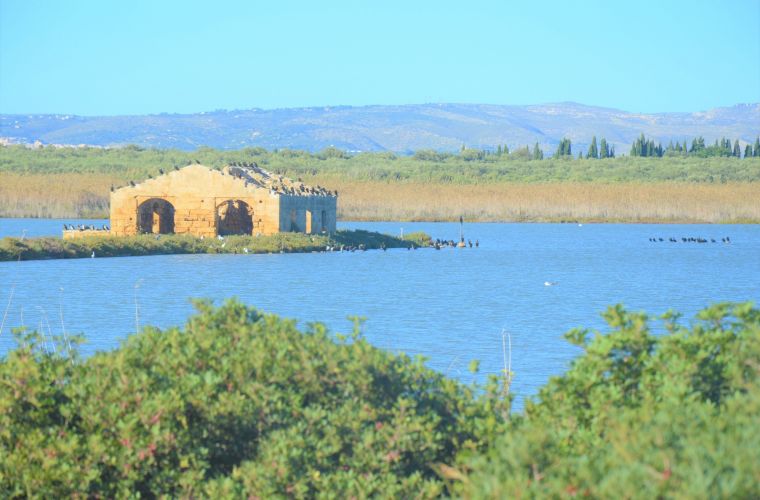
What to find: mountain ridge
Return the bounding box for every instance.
[1,102,758,153]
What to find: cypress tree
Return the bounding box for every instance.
[497,144,502,156]
[555,138,572,157]
[610,145,615,158]
[744,144,752,158]
[600,138,609,159]
[733,140,741,157]
[588,136,598,159]
[754,137,760,157]
[532,142,544,160]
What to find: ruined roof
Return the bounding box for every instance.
[222,162,336,197]
[114,163,337,198]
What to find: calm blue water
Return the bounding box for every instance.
[1,218,759,409]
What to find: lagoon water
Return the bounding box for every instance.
[1,218,759,408]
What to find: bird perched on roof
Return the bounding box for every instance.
[110,185,114,192]
[174,165,180,170]
[159,168,164,175]
[129,180,135,187]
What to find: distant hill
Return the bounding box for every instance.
[1,102,758,154]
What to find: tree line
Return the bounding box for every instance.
[463,135,760,160]
[631,134,760,158]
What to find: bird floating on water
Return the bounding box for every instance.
[91,251,95,258]
[544,281,558,287]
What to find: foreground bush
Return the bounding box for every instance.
[1,301,758,497]
[0,301,501,497]
[453,303,760,498]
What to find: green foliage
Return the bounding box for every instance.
[587,136,598,159]
[555,138,572,157]
[1,302,758,496]
[631,133,663,157]
[453,302,760,498]
[0,229,431,262]
[531,142,543,160]
[0,301,505,497]
[2,144,759,185]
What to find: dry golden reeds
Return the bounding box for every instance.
[323,180,760,223]
[1,172,758,223]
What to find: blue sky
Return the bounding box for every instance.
[1,0,758,115]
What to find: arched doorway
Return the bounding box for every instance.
[137,198,175,234]
[217,199,254,235]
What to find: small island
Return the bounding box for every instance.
[0,229,432,262]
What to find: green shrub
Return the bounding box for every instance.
[2,302,758,497]
[452,302,760,498]
[0,301,502,497]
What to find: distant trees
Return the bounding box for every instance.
[599,138,608,158]
[478,135,757,161]
[555,138,572,157]
[532,142,544,160]
[633,135,758,158]
[475,135,759,160]
[631,134,664,157]
[587,137,598,159]
[586,136,614,159]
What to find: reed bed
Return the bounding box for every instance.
[323,179,760,223]
[0,173,115,218]
[1,172,758,223]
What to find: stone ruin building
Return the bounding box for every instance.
[108,163,337,237]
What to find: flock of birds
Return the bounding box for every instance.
[110,160,338,198]
[648,236,731,244]
[431,238,479,249]
[63,224,109,231]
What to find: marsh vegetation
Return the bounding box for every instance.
[2,145,758,222]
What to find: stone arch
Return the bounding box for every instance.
[216,199,254,235]
[137,198,175,234]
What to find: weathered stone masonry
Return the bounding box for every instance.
[109,164,337,237]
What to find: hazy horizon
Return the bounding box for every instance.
[1,0,758,116]
[2,100,759,119]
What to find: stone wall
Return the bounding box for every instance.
[110,165,334,237]
[62,230,110,240]
[279,195,337,234]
